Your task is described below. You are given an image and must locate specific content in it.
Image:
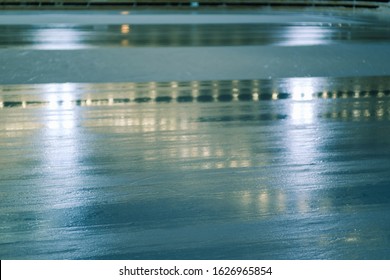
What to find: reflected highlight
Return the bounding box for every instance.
[280,25,333,46]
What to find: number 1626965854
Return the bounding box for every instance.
[212,267,272,276]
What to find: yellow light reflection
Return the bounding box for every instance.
[121,39,129,46]
[121,24,130,34]
[259,192,268,204]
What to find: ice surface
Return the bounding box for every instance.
[1,9,390,260]
[1,44,390,84]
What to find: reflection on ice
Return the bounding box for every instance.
[40,104,86,210]
[121,24,130,34]
[1,76,390,110]
[32,25,90,50]
[280,25,333,46]
[2,75,390,260]
[46,111,75,130]
[44,83,78,110]
[285,77,327,101]
[291,102,315,125]
[286,77,319,125]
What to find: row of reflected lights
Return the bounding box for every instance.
[28,22,354,49]
[1,88,390,109]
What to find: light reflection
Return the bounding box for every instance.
[281,25,332,46]
[3,121,41,132]
[3,76,390,251]
[258,192,269,211]
[287,78,318,101]
[43,83,76,93]
[32,26,87,50]
[48,95,59,109]
[46,110,76,130]
[39,90,84,210]
[345,231,360,243]
[286,78,318,125]
[235,188,289,216]
[283,78,324,214]
[191,89,199,98]
[291,102,314,125]
[353,109,361,119]
[2,77,390,111]
[6,80,389,219]
[121,39,129,46]
[191,81,199,88]
[281,77,320,101]
[121,24,130,34]
[377,104,385,119]
[42,83,78,110]
[240,191,251,206]
[82,100,257,170]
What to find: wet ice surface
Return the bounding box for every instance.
[1,77,390,260]
[1,9,390,260]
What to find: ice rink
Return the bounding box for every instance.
[1,7,390,259]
